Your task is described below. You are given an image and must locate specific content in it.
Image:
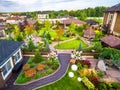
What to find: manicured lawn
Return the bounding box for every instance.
[54,39,88,50]
[36,69,87,90]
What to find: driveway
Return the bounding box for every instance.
[2,53,71,90]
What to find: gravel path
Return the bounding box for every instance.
[2,53,71,90]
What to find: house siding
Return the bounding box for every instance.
[103,13,109,25]
[113,12,120,34]
[0,49,23,88]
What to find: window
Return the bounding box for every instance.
[108,14,113,24]
[2,60,12,79]
[14,51,21,64]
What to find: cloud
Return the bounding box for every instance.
[0,0,120,12]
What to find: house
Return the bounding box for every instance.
[6,17,23,24]
[62,18,86,28]
[100,35,120,49]
[0,40,24,88]
[0,25,6,38]
[38,11,49,23]
[83,28,96,39]
[0,14,8,20]
[103,3,120,35]
[0,19,6,26]
[85,19,99,29]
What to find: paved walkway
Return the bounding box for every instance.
[2,53,71,90]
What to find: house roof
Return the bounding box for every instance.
[100,35,120,47]
[56,15,71,19]
[7,17,21,21]
[105,3,120,12]
[0,40,24,66]
[63,18,86,25]
[83,28,96,35]
[0,19,5,22]
[85,19,99,25]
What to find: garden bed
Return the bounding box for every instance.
[15,52,59,85]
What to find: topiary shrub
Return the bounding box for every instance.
[25,68,36,78]
[28,58,34,64]
[34,73,41,79]
[33,51,45,63]
[52,60,59,70]
[37,64,45,71]
[46,69,53,74]
[23,64,30,71]
[41,72,46,77]
[44,65,49,69]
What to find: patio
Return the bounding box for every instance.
[88,58,120,82]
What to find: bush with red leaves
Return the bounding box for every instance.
[75,60,91,67]
[89,76,99,87]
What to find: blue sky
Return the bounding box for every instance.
[0,0,120,12]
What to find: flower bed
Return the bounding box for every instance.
[16,51,59,84]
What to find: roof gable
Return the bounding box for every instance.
[0,40,24,66]
[105,3,120,12]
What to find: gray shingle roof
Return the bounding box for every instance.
[105,3,120,12]
[0,40,24,66]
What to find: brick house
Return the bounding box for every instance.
[0,40,24,88]
[103,3,120,35]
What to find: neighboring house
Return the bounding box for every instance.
[38,11,49,23]
[6,17,23,24]
[62,18,86,28]
[100,35,120,49]
[83,28,96,39]
[103,3,120,35]
[0,19,6,26]
[0,26,6,38]
[86,19,100,30]
[0,14,8,20]
[0,40,24,88]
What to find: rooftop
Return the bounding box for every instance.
[83,28,96,35]
[63,18,86,25]
[85,19,99,25]
[100,35,120,47]
[105,3,120,12]
[0,40,24,66]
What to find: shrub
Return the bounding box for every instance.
[46,69,53,74]
[41,72,46,77]
[76,60,91,68]
[23,64,30,71]
[37,64,45,71]
[25,68,36,78]
[44,65,49,69]
[89,76,99,87]
[41,61,47,65]
[16,73,31,84]
[28,58,34,64]
[28,40,35,52]
[112,82,120,89]
[97,82,107,90]
[52,60,59,70]
[47,59,52,65]
[34,73,41,79]
[30,64,35,68]
[97,70,104,77]
[77,63,83,70]
[82,77,95,90]
[33,51,45,63]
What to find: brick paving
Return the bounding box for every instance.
[2,53,71,90]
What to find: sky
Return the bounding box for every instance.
[0,0,120,12]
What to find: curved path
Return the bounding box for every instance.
[3,53,71,90]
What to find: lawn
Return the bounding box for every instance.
[36,68,87,90]
[54,39,88,50]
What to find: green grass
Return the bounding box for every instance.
[54,39,88,50]
[36,69,87,90]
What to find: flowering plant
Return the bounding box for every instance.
[71,50,83,60]
[47,51,58,61]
